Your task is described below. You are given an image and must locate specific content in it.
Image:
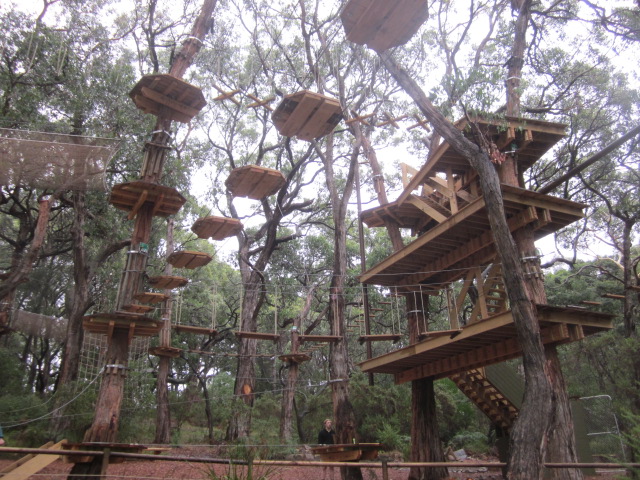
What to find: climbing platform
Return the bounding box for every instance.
[341,0,429,52]
[359,305,613,383]
[147,275,188,289]
[298,334,342,343]
[167,250,212,269]
[360,185,586,288]
[172,324,217,336]
[82,312,161,337]
[149,345,182,358]
[234,331,280,341]
[122,304,154,314]
[133,292,170,304]
[225,165,286,199]
[109,181,186,219]
[272,90,343,141]
[191,216,242,240]
[129,74,206,123]
[358,334,402,344]
[279,353,311,364]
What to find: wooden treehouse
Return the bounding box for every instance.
[341,0,429,52]
[357,115,614,429]
[272,90,343,141]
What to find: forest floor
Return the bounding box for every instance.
[0,446,628,479]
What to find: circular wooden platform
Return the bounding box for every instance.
[147,275,188,289]
[191,216,242,240]
[109,181,186,219]
[272,90,343,141]
[167,250,212,269]
[129,74,206,123]
[133,292,170,304]
[225,165,286,199]
[122,304,154,314]
[278,353,311,364]
[149,346,182,358]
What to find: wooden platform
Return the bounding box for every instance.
[129,74,206,123]
[82,312,161,337]
[191,216,242,240]
[0,440,66,480]
[121,304,154,314]
[147,275,188,289]
[358,334,402,344]
[133,292,169,304]
[149,346,182,358]
[358,305,614,384]
[225,165,286,199]
[167,250,212,269]
[298,335,342,343]
[234,331,280,341]
[109,181,186,219]
[311,443,382,462]
[398,116,567,201]
[172,324,217,336]
[272,90,343,141]
[279,353,311,364]
[341,0,429,52]
[360,185,586,287]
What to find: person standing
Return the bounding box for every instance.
[318,418,335,445]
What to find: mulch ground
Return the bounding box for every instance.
[0,446,628,479]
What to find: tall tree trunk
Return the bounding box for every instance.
[407,294,448,480]
[377,51,553,480]
[322,136,362,480]
[155,218,176,444]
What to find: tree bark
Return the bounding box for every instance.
[377,51,553,480]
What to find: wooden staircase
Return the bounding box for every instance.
[450,368,519,431]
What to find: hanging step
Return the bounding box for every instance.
[172,324,217,336]
[358,334,402,344]
[192,216,242,240]
[340,0,429,52]
[147,275,188,289]
[225,165,286,199]
[234,331,280,341]
[133,292,170,304]
[298,334,342,343]
[129,74,206,123]
[148,346,182,358]
[82,312,161,337]
[279,353,311,364]
[109,181,186,220]
[122,304,154,314]
[272,90,343,141]
[167,250,212,269]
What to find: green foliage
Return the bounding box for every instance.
[436,379,488,444]
[375,422,410,460]
[448,431,491,455]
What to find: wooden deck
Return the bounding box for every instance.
[272,90,343,141]
[191,216,242,240]
[358,305,613,384]
[129,74,206,123]
[109,181,186,219]
[225,165,286,199]
[359,185,585,287]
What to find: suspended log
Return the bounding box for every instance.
[109,181,186,220]
[225,165,286,199]
[167,250,212,269]
[147,275,188,289]
[129,74,206,123]
[340,0,429,52]
[191,216,242,240]
[272,90,343,141]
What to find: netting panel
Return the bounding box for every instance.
[0,128,120,191]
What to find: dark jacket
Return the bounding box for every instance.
[318,427,335,444]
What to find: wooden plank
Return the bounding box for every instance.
[406,195,448,223]
[2,440,66,480]
[298,335,342,343]
[0,442,54,474]
[172,324,217,335]
[140,86,200,119]
[234,331,280,341]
